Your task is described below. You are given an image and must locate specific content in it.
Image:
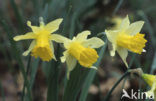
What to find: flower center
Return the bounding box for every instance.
[116,33,147,54]
[68,42,98,67]
[31,30,53,61]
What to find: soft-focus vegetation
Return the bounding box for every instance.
[0,0,156,101]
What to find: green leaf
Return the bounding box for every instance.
[150,53,156,73]
[63,64,90,101]
[0,20,32,101]
[79,42,107,101]
[47,45,61,101]
[0,80,5,101]
[138,10,156,48]
[30,58,40,89]
[9,0,24,32]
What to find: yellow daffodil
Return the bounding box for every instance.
[13,17,64,61]
[142,74,156,100]
[110,16,123,30]
[105,15,147,67]
[55,30,104,78]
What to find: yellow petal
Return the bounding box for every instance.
[110,43,117,56]
[75,30,91,41]
[13,32,36,41]
[23,40,36,56]
[50,34,70,43]
[151,77,156,91]
[27,21,41,33]
[105,30,118,56]
[49,41,56,60]
[60,51,69,63]
[110,16,123,30]
[66,55,77,79]
[119,15,130,30]
[143,76,156,99]
[82,37,104,48]
[44,18,63,33]
[145,90,155,99]
[126,21,144,35]
[142,74,156,87]
[117,47,128,68]
[105,30,119,43]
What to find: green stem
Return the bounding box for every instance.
[47,45,60,101]
[112,0,124,15]
[0,80,5,101]
[22,56,31,101]
[103,71,130,101]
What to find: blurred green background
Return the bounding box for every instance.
[0,0,156,101]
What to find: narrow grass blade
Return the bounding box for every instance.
[22,56,31,101]
[150,53,156,73]
[30,58,40,89]
[47,45,61,101]
[0,20,32,101]
[112,0,124,15]
[47,61,59,101]
[63,64,90,101]
[0,80,5,101]
[79,42,107,101]
[138,10,156,49]
[9,0,24,32]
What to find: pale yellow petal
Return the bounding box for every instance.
[23,40,36,56]
[126,21,144,35]
[105,30,119,43]
[90,66,97,70]
[145,77,156,99]
[117,47,128,68]
[75,30,91,41]
[60,50,69,63]
[110,43,117,56]
[151,77,156,91]
[50,34,70,43]
[142,74,155,87]
[49,41,56,60]
[13,32,36,41]
[27,21,41,33]
[145,91,154,99]
[44,18,63,33]
[66,55,77,79]
[82,37,104,48]
[119,15,130,30]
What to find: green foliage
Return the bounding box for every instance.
[0,0,155,101]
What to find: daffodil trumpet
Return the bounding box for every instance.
[54,30,104,78]
[105,15,147,67]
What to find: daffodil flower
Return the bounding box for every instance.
[142,74,156,100]
[13,17,64,61]
[110,16,123,30]
[55,30,104,78]
[105,15,147,67]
